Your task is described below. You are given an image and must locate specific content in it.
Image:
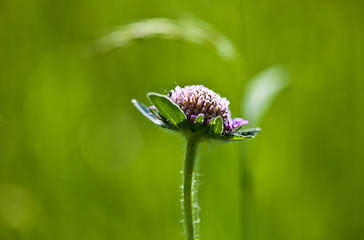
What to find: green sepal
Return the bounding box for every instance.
[194,114,204,124]
[208,118,215,126]
[131,99,165,127]
[147,92,187,128]
[209,116,223,135]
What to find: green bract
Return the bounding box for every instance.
[147,93,187,128]
[132,92,260,142]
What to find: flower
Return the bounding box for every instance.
[168,85,248,132]
[132,85,260,142]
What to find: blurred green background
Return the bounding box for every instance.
[0,0,363,240]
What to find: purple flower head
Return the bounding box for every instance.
[132,85,260,141]
[168,85,248,132]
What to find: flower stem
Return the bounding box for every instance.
[183,133,200,240]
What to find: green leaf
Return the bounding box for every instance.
[131,99,165,126]
[236,128,261,137]
[147,93,187,128]
[209,116,223,135]
[215,128,261,142]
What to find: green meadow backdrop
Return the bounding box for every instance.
[0,0,363,239]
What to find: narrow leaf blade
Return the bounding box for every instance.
[215,128,261,142]
[236,128,261,137]
[131,99,165,126]
[147,93,187,127]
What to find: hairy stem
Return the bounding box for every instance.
[183,133,199,240]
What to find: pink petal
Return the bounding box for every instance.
[232,118,248,129]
